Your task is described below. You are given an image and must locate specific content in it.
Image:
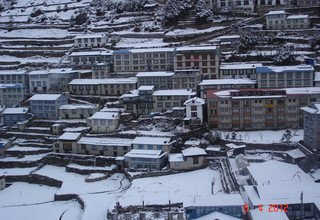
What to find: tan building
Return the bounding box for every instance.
[207,87,320,130]
[174,46,220,79]
[68,77,137,96]
[169,147,207,170]
[87,111,120,133]
[59,104,100,119]
[55,132,82,154]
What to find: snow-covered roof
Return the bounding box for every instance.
[301,103,320,114]
[136,71,174,77]
[287,15,308,19]
[247,160,313,185]
[184,97,205,105]
[182,147,207,157]
[184,140,201,146]
[69,77,137,85]
[3,107,29,115]
[101,107,124,113]
[194,211,240,220]
[0,70,27,75]
[70,50,113,56]
[0,84,24,89]
[59,104,98,110]
[176,46,217,52]
[120,90,139,98]
[226,143,246,149]
[129,48,175,53]
[88,111,119,120]
[250,207,289,220]
[28,70,49,75]
[285,87,320,95]
[125,149,167,159]
[74,34,106,39]
[244,183,320,206]
[169,153,184,162]
[58,132,82,141]
[205,146,222,152]
[286,149,306,159]
[184,194,244,207]
[256,65,314,73]
[199,78,256,86]
[153,89,196,96]
[138,85,155,90]
[77,137,133,146]
[29,94,64,101]
[132,136,171,145]
[220,63,262,70]
[266,10,286,15]
[48,68,78,74]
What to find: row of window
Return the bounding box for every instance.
[260,72,312,79]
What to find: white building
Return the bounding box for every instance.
[74,34,108,49]
[0,70,29,89]
[169,147,207,170]
[219,63,262,79]
[132,136,173,153]
[124,149,168,170]
[69,50,113,67]
[216,0,254,13]
[0,84,25,107]
[59,104,100,119]
[55,132,82,154]
[266,11,310,30]
[87,111,120,133]
[184,97,205,123]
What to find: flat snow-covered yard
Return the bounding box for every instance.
[218,129,303,144]
[118,168,223,206]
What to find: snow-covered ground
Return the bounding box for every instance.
[6,145,51,152]
[219,129,303,144]
[0,167,37,176]
[0,29,71,38]
[118,168,223,206]
[165,26,226,37]
[120,127,173,137]
[0,153,48,162]
[115,37,170,49]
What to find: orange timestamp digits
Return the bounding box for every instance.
[268,204,289,213]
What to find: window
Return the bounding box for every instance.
[193,157,199,164]
[147,145,153,150]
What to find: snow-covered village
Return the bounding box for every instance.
[0,0,320,219]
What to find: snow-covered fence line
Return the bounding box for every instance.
[66,166,116,175]
[54,194,85,210]
[5,173,62,188]
[0,50,66,58]
[0,39,74,46]
[5,148,52,157]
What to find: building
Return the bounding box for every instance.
[124,149,168,170]
[68,78,137,96]
[256,65,314,88]
[74,34,108,48]
[297,0,319,6]
[87,111,119,133]
[199,78,256,98]
[29,68,79,92]
[206,87,320,130]
[69,50,113,67]
[132,136,173,153]
[215,0,254,13]
[92,62,111,79]
[59,104,99,119]
[315,72,320,87]
[136,71,174,90]
[55,132,82,154]
[0,84,25,106]
[266,11,310,30]
[113,48,175,72]
[121,86,155,116]
[184,194,244,219]
[0,176,5,190]
[301,103,320,150]
[153,89,196,113]
[184,97,205,123]
[76,137,133,156]
[249,207,289,220]
[285,149,306,164]
[0,70,29,89]
[174,46,220,79]
[0,141,13,154]
[172,69,201,90]
[169,147,207,170]
[29,94,68,120]
[2,107,29,126]
[219,63,262,79]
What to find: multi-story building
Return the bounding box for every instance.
[58,104,100,119]
[297,0,319,6]
[172,69,201,90]
[92,62,111,79]
[207,87,320,130]
[215,0,254,12]
[2,107,29,126]
[124,149,168,170]
[136,71,174,90]
[69,50,113,67]
[68,77,137,96]
[29,68,79,92]
[121,86,155,116]
[74,34,108,49]
[29,94,68,120]
[153,89,196,113]
[0,84,25,106]
[174,46,220,79]
[0,70,29,89]
[55,132,82,154]
[301,103,320,150]
[87,111,119,133]
[184,97,205,123]
[113,48,175,72]
[315,72,320,87]
[132,136,173,152]
[219,63,262,79]
[199,78,256,98]
[256,65,314,88]
[76,137,133,156]
[266,11,310,30]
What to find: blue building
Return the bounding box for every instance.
[301,103,320,150]
[2,107,29,126]
[29,94,68,120]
